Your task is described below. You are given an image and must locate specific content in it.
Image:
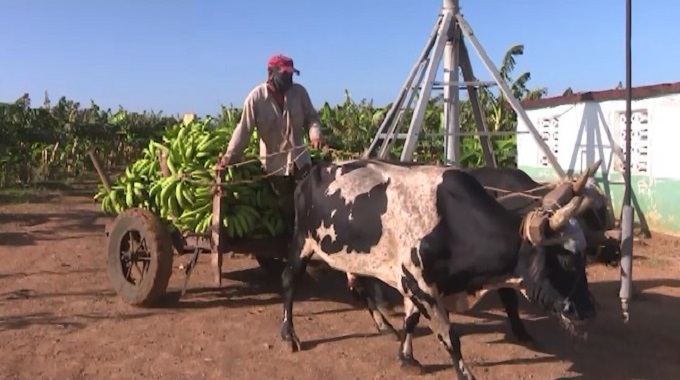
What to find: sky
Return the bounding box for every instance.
[1,1,677,117]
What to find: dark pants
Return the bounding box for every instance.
[267,164,310,238]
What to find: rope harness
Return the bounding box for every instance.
[209,150,584,247]
[211,145,574,199]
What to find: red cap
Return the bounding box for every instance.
[267,54,300,75]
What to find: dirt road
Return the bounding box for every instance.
[1,193,679,380]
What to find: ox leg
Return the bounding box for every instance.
[401,268,476,380]
[349,275,400,339]
[497,288,534,343]
[398,297,422,373]
[280,237,312,353]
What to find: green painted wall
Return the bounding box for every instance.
[519,166,680,236]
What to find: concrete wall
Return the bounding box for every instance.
[517,93,680,236]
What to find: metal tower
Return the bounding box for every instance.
[363,0,564,177]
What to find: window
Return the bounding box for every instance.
[615,109,649,174]
[538,117,560,167]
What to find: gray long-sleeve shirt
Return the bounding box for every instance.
[223,82,322,176]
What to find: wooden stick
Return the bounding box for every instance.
[88,150,112,192]
[211,157,224,287]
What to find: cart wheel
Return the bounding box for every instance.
[106,208,174,307]
[255,256,287,277]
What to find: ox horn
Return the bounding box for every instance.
[587,159,603,176]
[572,171,588,196]
[548,196,584,231]
[575,196,595,215]
[572,159,602,195]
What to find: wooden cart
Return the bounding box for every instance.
[91,151,290,307]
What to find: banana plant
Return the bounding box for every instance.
[0,43,546,189]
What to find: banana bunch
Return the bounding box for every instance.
[259,208,286,237]
[222,203,260,238]
[94,157,159,214]
[94,116,289,240]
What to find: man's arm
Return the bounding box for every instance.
[222,94,256,165]
[298,86,322,146]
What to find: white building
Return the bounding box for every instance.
[517,82,680,236]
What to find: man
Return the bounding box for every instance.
[220,54,323,236]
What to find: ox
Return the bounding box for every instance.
[279,159,597,380]
[466,164,619,266]
[348,161,614,344]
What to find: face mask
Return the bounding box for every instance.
[270,69,293,93]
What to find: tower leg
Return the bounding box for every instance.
[458,39,496,167]
[455,12,565,177]
[401,11,453,162]
[443,4,460,165]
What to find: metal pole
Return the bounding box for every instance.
[443,0,460,164]
[458,39,497,167]
[400,11,452,161]
[619,0,634,323]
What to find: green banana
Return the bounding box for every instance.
[94,115,293,240]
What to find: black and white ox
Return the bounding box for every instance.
[280,159,597,380]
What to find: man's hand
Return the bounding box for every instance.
[309,125,322,149]
[218,154,231,168]
[310,136,322,149]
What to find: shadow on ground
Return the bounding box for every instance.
[0,311,156,333]
[152,261,366,310]
[0,210,106,247]
[158,260,680,380]
[444,278,680,380]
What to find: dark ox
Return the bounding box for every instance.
[466,164,620,266]
[280,159,597,380]
[349,161,615,344]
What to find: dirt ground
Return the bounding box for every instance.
[1,191,679,380]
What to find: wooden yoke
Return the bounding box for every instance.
[211,155,224,287]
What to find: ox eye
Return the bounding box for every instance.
[559,255,577,271]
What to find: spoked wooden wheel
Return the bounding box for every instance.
[106,208,174,306]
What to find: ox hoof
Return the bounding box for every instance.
[399,355,423,375]
[289,336,302,352]
[281,334,302,353]
[280,323,302,353]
